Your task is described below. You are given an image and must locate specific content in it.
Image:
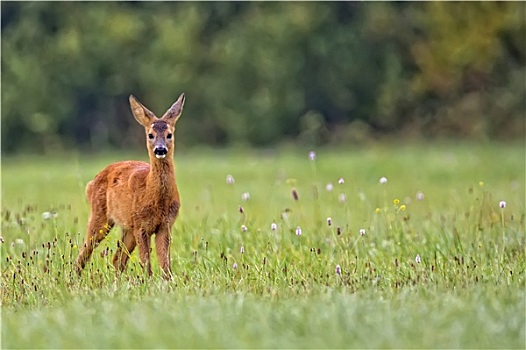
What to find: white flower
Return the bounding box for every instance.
[338,177,345,185]
[240,246,244,254]
[241,192,250,201]
[325,183,334,192]
[15,239,25,245]
[326,217,332,226]
[233,262,238,269]
[226,174,235,185]
[335,265,341,275]
[308,151,316,161]
[339,193,347,203]
[379,177,388,184]
[359,228,366,236]
[241,225,248,232]
[295,226,302,236]
[271,222,278,231]
[416,191,425,201]
[499,201,506,209]
[41,211,58,220]
[415,254,421,264]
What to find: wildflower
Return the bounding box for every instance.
[339,193,347,203]
[335,265,341,275]
[233,262,238,269]
[291,188,299,201]
[416,191,425,201]
[379,177,388,184]
[479,181,484,187]
[359,228,366,236]
[327,217,332,226]
[308,151,316,161]
[41,211,58,220]
[15,239,24,245]
[375,208,381,214]
[393,199,400,205]
[271,222,278,231]
[241,225,248,232]
[499,201,506,209]
[240,246,244,254]
[295,226,302,236]
[399,204,406,211]
[415,254,421,264]
[226,174,235,185]
[72,244,78,250]
[338,177,345,185]
[241,192,250,201]
[325,183,334,192]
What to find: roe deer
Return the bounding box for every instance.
[75,93,185,279]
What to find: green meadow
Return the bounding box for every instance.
[1,142,525,348]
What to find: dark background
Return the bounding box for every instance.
[2,2,524,154]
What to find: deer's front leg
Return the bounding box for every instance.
[135,228,152,276]
[155,225,172,280]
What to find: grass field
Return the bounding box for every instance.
[1,142,525,348]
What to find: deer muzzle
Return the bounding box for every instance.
[154,146,168,159]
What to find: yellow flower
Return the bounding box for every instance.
[399,204,406,211]
[375,207,381,214]
[479,181,484,187]
[73,244,78,250]
[393,199,400,205]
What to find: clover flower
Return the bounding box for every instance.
[499,201,506,209]
[240,246,244,254]
[359,228,366,236]
[415,254,421,264]
[271,222,278,231]
[338,177,345,185]
[241,192,250,201]
[226,174,235,185]
[309,151,316,161]
[233,262,238,269]
[295,226,302,236]
[327,217,332,226]
[335,265,341,275]
[326,183,334,192]
[416,191,425,201]
[379,177,388,184]
[241,225,248,232]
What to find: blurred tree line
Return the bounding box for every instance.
[1,2,524,154]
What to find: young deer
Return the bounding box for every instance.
[75,93,185,279]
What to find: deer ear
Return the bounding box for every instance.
[162,93,185,126]
[129,95,156,126]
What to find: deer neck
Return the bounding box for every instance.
[147,156,177,199]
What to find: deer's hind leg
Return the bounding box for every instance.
[112,228,136,273]
[76,184,114,274]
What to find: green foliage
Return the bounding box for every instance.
[1,143,525,348]
[2,2,524,154]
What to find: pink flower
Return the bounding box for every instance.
[295,226,302,236]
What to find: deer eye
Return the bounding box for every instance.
[167,133,173,140]
[148,133,154,139]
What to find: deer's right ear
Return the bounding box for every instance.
[129,95,156,126]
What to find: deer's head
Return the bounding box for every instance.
[129,93,185,160]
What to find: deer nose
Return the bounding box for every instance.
[154,146,168,159]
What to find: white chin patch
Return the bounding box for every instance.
[155,154,167,159]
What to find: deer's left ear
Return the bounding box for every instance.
[162,93,185,126]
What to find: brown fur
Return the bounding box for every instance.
[75,93,185,279]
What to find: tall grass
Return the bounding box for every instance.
[1,142,524,348]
